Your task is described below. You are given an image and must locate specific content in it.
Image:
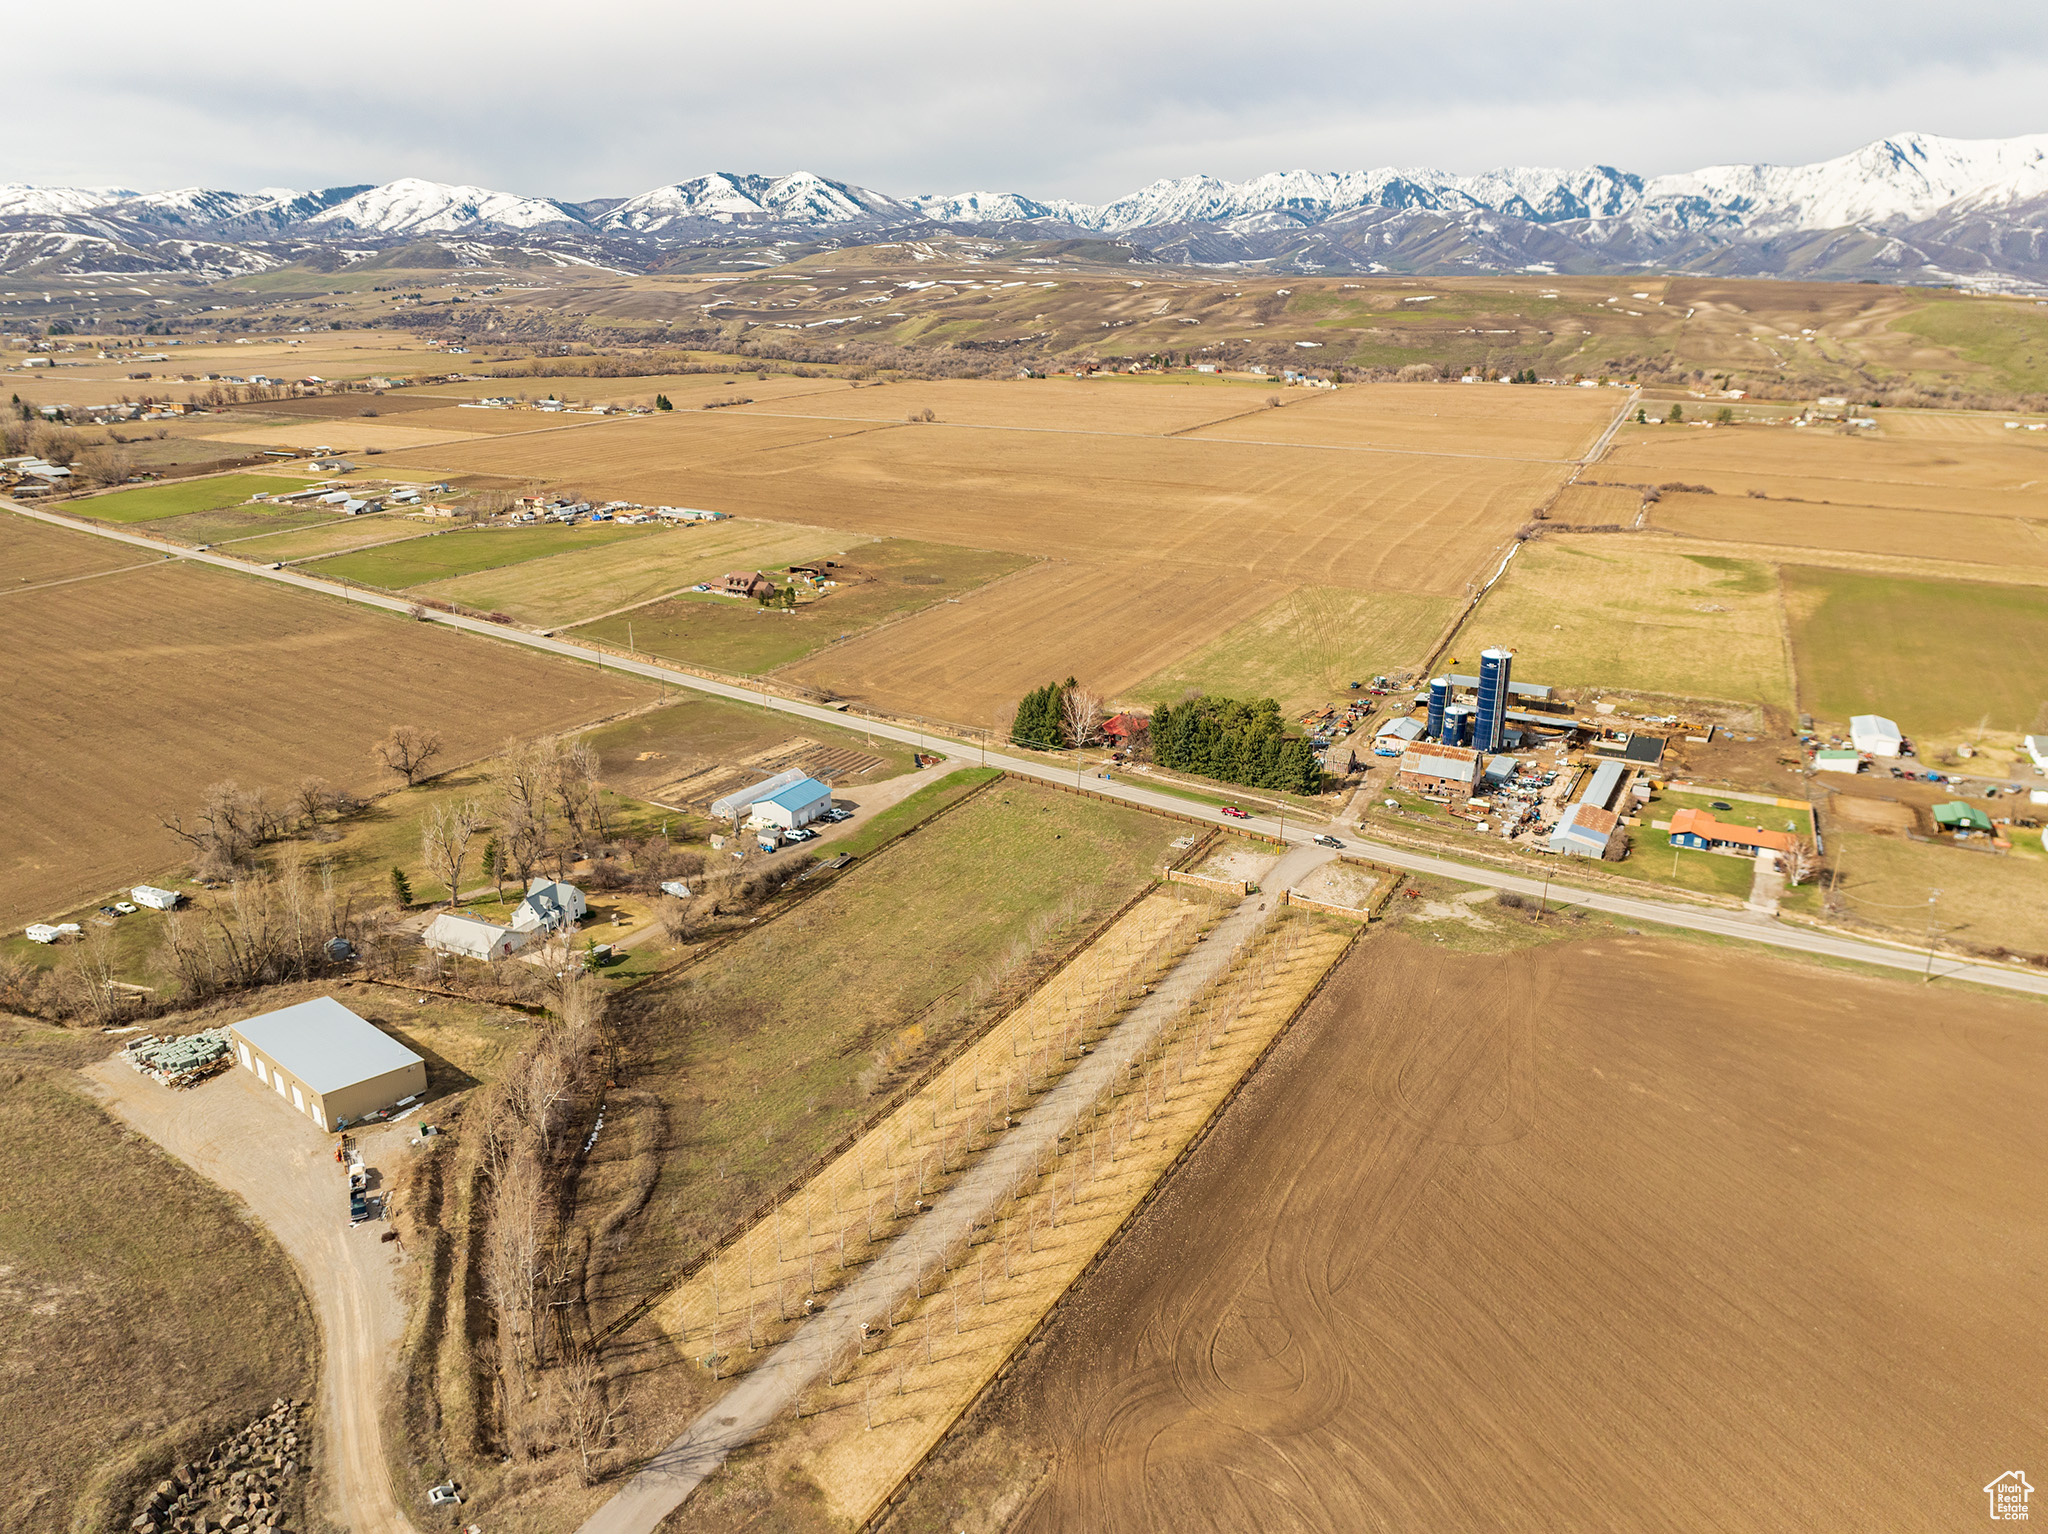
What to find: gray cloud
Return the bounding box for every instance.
[13,0,2048,199]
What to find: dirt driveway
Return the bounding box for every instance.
[80,1057,421,1534]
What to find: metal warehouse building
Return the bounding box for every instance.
[228,996,427,1132]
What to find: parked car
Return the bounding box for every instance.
[1221,806,1250,819]
[1313,834,1344,849]
[113,901,136,914]
[821,807,853,823]
[784,826,818,842]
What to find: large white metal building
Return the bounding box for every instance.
[228,996,427,1132]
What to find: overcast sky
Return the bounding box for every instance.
[14,0,2048,200]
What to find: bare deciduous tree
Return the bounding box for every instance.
[291,775,332,830]
[1060,685,1106,750]
[421,798,486,909]
[552,1348,617,1484]
[373,725,443,787]
[495,737,556,885]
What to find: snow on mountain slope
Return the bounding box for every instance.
[601,171,905,231]
[1643,132,2048,233]
[0,185,139,218]
[306,178,585,234]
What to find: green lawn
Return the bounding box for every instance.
[66,474,319,523]
[1785,565,2048,740]
[571,538,1032,676]
[1605,828,1761,900]
[829,767,999,857]
[1127,588,1457,714]
[304,523,660,589]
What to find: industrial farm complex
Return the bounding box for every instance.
[5,114,2048,1534]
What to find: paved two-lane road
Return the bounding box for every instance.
[11,495,2045,1002]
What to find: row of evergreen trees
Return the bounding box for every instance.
[1150,695,1323,795]
[1010,677,1074,750]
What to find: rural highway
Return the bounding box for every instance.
[575,841,1336,1534]
[10,494,2048,1001]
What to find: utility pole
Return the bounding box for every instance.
[1923,888,1942,982]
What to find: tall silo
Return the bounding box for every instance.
[1475,648,1513,753]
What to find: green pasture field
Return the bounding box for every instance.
[0,1064,313,1529]
[1456,538,1795,708]
[1829,828,2048,956]
[1784,565,2048,739]
[573,772,1182,1323]
[1890,297,2048,395]
[1127,587,1457,713]
[65,474,319,523]
[303,523,659,589]
[414,520,873,627]
[571,538,1032,675]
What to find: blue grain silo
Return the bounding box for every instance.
[1426,677,1450,740]
[1475,648,1513,753]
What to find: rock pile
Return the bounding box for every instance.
[128,1398,307,1534]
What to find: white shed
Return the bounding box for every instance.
[710,768,808,823]
[1850,715,1903,756]
[423,912,531,961]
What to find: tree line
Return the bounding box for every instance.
[1150,695,1324,795]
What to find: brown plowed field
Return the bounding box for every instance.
[0,559,653,927]
[1,512,153,583]
[782,560,1288,725]
[379,415,1566,593]
[1606,424,2048,514]
[1651,491,2048,568]
[731,376,1280,435]
[984,931,2048,1534]
[1186,381,1620,458]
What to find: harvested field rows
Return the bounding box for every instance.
[377,412,1573,593]
[1548,482,1643,522]
[1187,381,1621,458]
[965,931,2048,1534]
[733,377,1275,436]
[197,421,491,452]
[784,560,1288,725]
[1652,492,2048,568]
[0,560,652,928]
[1607,424,2048,513]
[304,522,658,588]
[663,911,1357,1532]
[0,510,152,583]
[1125,587,1459,713]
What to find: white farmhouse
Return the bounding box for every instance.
[511,877,587,934]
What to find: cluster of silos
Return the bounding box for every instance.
[1424,647,1514,751]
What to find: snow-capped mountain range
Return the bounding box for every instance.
[9,133,2048,284]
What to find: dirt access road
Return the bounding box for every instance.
[81,1057,421,1534]
[575,844,1338,1534]
[13,495,2048,999]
